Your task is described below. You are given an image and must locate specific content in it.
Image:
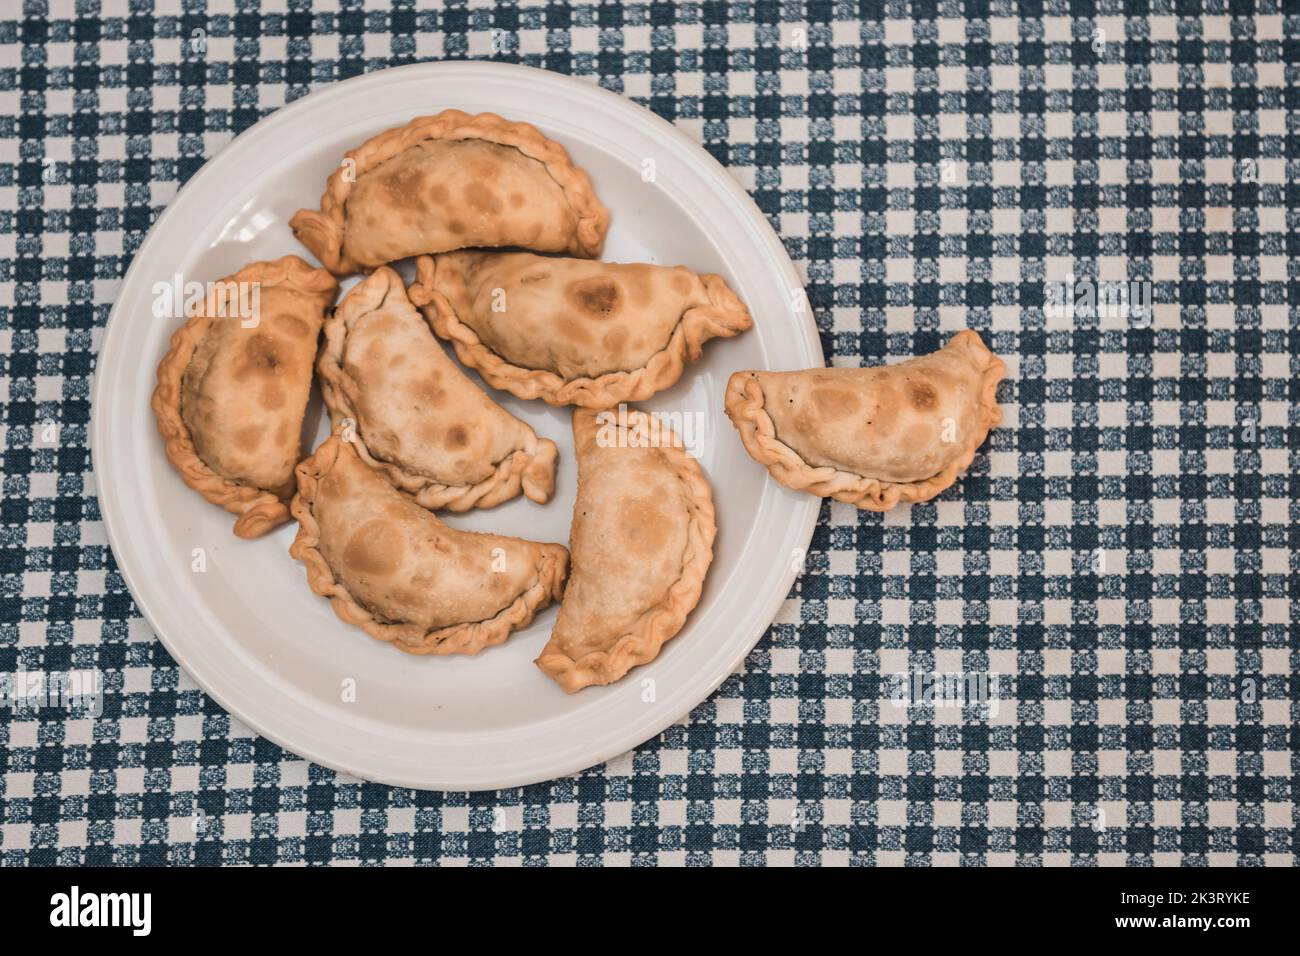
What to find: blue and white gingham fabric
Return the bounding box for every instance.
[1,0,1296,866]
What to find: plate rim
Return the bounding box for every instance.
[90,60,823,790]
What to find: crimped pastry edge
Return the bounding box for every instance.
[289,109,610,275]
[535,407,717,692]
[410,255,753,410]
[149,255,338,539]
[723,329,1005,512]
[316,265,557,512]
[288,433,568,656]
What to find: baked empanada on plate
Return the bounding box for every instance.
[290,109,609,275]
[410,251,753,409]
[318,266,557,511]
[290,433,568,656]
[536,407,716,692]
[151,255,338,538]
[724,329,1005,511]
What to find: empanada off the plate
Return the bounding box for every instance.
[290,109,609,275]
[409,250,753,409]
[151,255,338,539]
[290,433,568,656]
[318,266,557,511]
[536,407,716,693]
[725,330,1005,511]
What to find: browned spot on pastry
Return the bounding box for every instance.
[603,328,628,354]
[259,383,286,409]
[520,268,551,285]
[811,387,861,420]
[464,182,503,214]
[384,164,424,199]
[470,158,502,181]
[389,353,407,369]
[234,424,263,450]
[430,183,448,204]
[909,381,937,409]
[279,315,309,337]
[447,218,467,235]
[446,425,468,449]
[234,333,282,380]
[569,277,622,319]
[622,498,670,555]
[510,191,526,209]
[412,379,444,409]
[343,519,402,576]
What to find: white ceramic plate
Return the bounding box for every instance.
[91,61,822,790]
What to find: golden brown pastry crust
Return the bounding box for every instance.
[316,266,557,511]
[150,256,338,539]
[410,252,753,410]
[289,433,568,656]
[289,109,609,275]
[724,330,1005,511]
[536,408,716,692]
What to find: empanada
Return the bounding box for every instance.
[536,407,716,692]
[290,432,568,655]
[151,255,338,538]
[724,330,1005,511]
[318,266,557,511]
[410,251,753,409]
[290,110,609,275]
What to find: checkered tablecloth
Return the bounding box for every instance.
[1,0,1296,866]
